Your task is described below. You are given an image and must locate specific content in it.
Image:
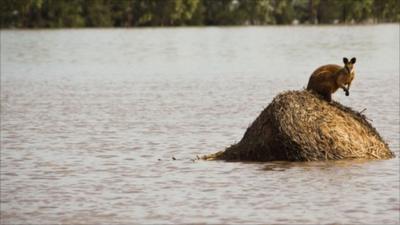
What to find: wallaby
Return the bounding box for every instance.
[306,57,356,102]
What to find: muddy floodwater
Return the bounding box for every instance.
[1,25,399,224]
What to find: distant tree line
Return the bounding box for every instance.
[1,0,399,28]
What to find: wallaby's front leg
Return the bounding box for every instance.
[345,83,352,96]
[340,84,349,96]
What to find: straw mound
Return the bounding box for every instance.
[203,90,394,161]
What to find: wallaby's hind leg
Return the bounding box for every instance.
[322,92,332,102]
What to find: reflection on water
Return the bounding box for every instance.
[1,25,399,224]
[262,159,373,172]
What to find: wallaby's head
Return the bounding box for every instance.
[343,57,356,74]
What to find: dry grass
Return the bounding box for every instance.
[202,90,395,162]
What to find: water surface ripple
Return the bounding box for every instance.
[1,25,399,224]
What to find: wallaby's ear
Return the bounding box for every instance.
[350,57,356,64]
[343,57,349,64]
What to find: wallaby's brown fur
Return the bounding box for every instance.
[307,57,356,101]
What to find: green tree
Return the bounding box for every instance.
[40,0,85,27]
[236,0,274,25]
[202,0,237,25]
[271,0,295,24]
[131,0,203,26]
[1,0,42,27]
[83,0,113,27]
[373,0,400,22]
[108,0,134,27]
[339,0,374,23]
[1,0,399,28]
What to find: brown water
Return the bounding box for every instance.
[1,25,399,224]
